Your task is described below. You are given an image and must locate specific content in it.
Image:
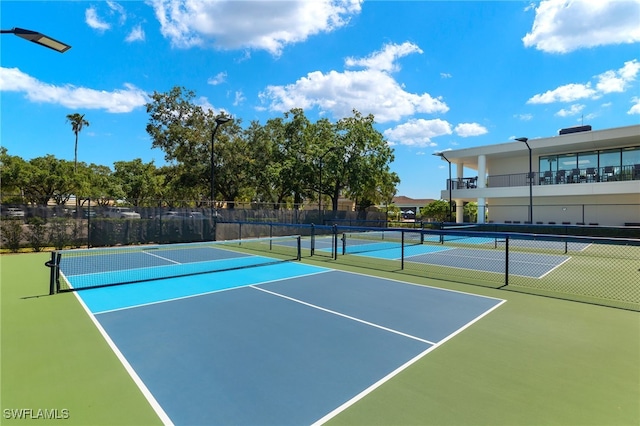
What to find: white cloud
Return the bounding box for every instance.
[528,60,639,106]
[527,83,597,104]
[383,119,452,147]
[233,91,246,106]
[454,123,488,137]
[555,103,585,117]
[207,72,227,85]
[107,0,127,25]
[86,6,111,31]
[596,59,640,94]
[125,25,145,42]
[523,0,640,53]
[629,97,640,115]
[260,42,448,122]
[149,0,362,55]
[0,67,147,113]
[345,42,422,72]
[516,113,534,121]
[440,72,452,79]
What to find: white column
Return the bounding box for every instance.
[477,197,486,223]
[477,155,486,188]
[455,200,464,223]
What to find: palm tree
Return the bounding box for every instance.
[66,113,89,172]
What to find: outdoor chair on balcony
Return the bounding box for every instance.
[555,170,566,184]
[540,170,553,185]
[633,164,640,180]
[586,167,597,182]
[570,168,581,183]
[603,166,615,181]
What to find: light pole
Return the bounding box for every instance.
[515,137,533,224]
[318,146,337,224]
[1,27,71,53]
[433,152,452,222]
[210,115,232,206]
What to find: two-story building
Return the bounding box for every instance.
[434,124,640,226]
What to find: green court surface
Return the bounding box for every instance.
[1,252,639,425]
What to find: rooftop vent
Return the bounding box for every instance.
[559,125,592,135]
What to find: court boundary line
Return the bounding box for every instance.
[71,291,174,426]
[311,297,507,425]
[143,250,181,264]
[92,269,334,315]
[250,285,437,345]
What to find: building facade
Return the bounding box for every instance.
[435,124,640,226]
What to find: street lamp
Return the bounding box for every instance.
[318,146,337,224]
[515,137,533,224]
[1,27,71,53]
[210,114,232,212]
[433,152,453,222]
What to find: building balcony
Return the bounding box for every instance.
[447,164,640,190]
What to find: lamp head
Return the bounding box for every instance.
[515,137,529,143]
[215,115,232,125]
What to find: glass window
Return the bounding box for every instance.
[622,146,640,166]
[539,156,558,173]
[578,151,598,169]
[557,153,577,172]
[599,149,621,168]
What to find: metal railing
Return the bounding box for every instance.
[449,164,640,189]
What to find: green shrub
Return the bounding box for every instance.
[26,217,47,252]
[1,219,24,252]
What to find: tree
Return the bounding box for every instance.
[146,86,220,204]
[66,113,89,173]
[113,159,163,206]
[464,201,478,223]
[324,110,397,212]
[420,200,450,223]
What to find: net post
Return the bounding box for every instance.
[503,236,510,288]
[55,252,62,293]
[401,230,405,270]
[296,235,301,260]
[341,233,346,256]
[310,224,315,256]
[332,224,338,260]
[46,252,57,295]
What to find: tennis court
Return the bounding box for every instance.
[57,239,504,425]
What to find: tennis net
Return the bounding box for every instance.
[52,235,301,292]
[341,230,423,255]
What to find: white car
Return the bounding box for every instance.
[1,207,25,218]
[104,207,141,219]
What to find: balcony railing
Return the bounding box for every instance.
[447,164,640,189]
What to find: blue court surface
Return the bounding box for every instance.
[71,262,505,425]
[345,243,571,278]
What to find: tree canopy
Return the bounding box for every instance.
[2,86,401,210]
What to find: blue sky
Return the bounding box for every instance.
[1,0,639,200]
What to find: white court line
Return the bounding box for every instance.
[250,285,439,345]
[92,269,334,315]
[71,291,174,426]
[143,250,181,264]
[311,297,507,425]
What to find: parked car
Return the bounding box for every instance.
[159,211,222,221]
[1,207,25,218]
[72,209,97,218]
[104,207,141,219]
